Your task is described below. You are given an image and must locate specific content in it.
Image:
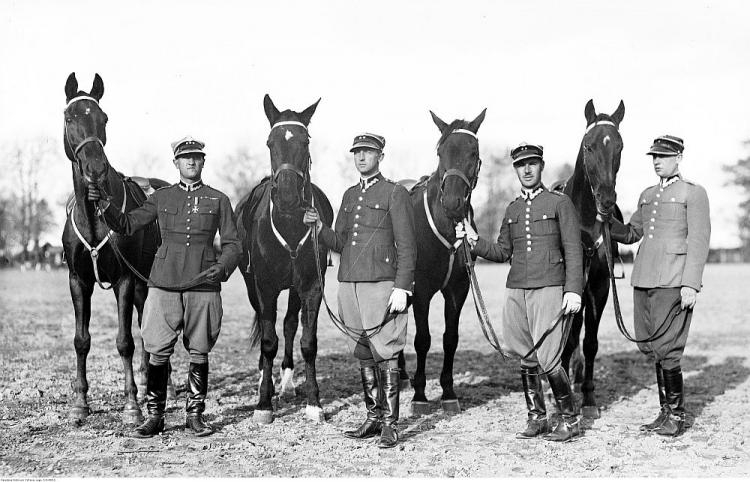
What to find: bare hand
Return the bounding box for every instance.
[680,286,697,310]
[205,264,224,283]
[562,292,582,314]
[388,288,408,313]
[463,218,478,248]
[303,208,322,231]
[87,183,102,202]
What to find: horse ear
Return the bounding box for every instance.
[430,110,448,133]
[65,72,78,101]
[584,99,596,125]
[468,108,487,133]
[611,100,625,125]
[299,98,321,126]
[263,94,281,126]
[90,73,104,101]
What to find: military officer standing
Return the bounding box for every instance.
[304,133,416,449]
[458,143,584,442]
[607,135,710,437]
[88,136,241,438]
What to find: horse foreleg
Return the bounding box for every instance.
[397,351,410,389]
[411,288,432,413]
[581,283,608,419]
[439,281,469,414]
[113,276,143,425]
[255,299,279,424]
[69,273,93,423]
[279,288,301,399]
[299,286,323,422]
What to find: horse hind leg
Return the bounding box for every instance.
[279,289,301,400]
[580,286,607,419]
[397,351,409,389]
[410,289,432,415]
[299,286,324,423]
[438,281,469,414]
[69,274,93,424]
[113,277,143,426]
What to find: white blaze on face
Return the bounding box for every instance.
[285,129,294,141]
[603,135,610,146]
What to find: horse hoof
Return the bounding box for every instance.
[122,408,144,426]
[441,399,461,414]
[582,405,600,419]
[254,410,274,425]
[279,369,296,399]
[305,405,325,423]
[69,406,90,422]
[411,401,430,416]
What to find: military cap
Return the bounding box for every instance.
[511,142,544,165]
[350,132,386,152]
[647,135,684,156]
[171,136,206,158]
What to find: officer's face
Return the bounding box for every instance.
[174,154,205,182]
[352,147,383,177]
[651,154,681,178]
[514,158,544,189]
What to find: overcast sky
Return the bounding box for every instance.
[1,0,748,247]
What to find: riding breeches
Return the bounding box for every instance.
[633,287,693,370]
[502,286,564,371]
[142,288,223,364]
[337,281,407,362]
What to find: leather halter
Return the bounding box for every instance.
[64,96,106,184]
[581,119,619,217]
[438,128,481,210]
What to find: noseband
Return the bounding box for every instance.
[64,95,107,185]
[269,120,312,207]
[439,128,482,211]
[582,120,619,216]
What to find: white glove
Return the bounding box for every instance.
[388,288,409,313]
[562,292,582,314]
[455,222,466,239]
[463,219,478,246]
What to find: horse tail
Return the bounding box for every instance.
[249,311,262,351]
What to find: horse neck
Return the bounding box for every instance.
[70,162,122,241]
[269,188,307,242]
[567,146,598,229]
[426,173,459,239]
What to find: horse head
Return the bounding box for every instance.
[430,109,486,221]
[63,73,110,186]
[580,99,625,216]
[263,94,320,214]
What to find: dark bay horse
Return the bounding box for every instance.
[62,73,168,424]
[235,95,333,424]
[402,109,487,414]
[558,99,625,418]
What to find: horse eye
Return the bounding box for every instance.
[65,118,72,124]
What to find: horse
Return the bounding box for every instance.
[401,109,487,415]
[235,94,334,424]
[61,72,169,424]
[557,99,625,419]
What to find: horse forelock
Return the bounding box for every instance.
[436,119,473,149]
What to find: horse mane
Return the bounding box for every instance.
[436,119,472,148]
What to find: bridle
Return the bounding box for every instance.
[438,128,482,215]
[268,120,312,207]
[581,119,619,217]
[64,95,108,185]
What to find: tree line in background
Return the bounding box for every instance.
[2,137,748,268]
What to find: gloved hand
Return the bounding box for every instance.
[87,183,102,202]
[562,292,582,314]
[680,286,697,310]
[388,288,409,313]
[303,207,323,232]
[205,264,225,283]
[462,218,478,248]
[455,222,466,239]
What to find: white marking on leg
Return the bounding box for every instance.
[305,405,325,423]
[280,367,296,398]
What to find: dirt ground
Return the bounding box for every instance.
[1,263,749,477]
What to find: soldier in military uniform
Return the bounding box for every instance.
[88,136,241,438]
[303,133,416,449]
[607,135,710,437]
[458,143,584,442]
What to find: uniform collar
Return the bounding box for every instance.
[179,179,204,192]
[660,174,681,188]
[520,185,545,201]
[360,172,382,191]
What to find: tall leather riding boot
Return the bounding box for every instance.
[185,362,213,437]
[130,363,168,438]
[516,366,549,439]
[543,366,582,442]
[640,362,669,431]
[344,365,383,439]
[655,366,685,437]
[378,367,401,449]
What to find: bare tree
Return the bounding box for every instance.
[215,146,268,204]
[472,148,515,239]
[727,140,750,261]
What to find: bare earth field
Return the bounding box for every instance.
[1,263,749,477]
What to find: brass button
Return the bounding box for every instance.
[654,202,659,206]
[525,227,530,232]
[525,220,529,225]
[526,234,531,239]
[650,218,655,222]
[186,242,190,246]
[526,247,532,252]
[353,232,358,237]
[352,241,356,246]
[357,205,361,210]
[186,218,191,222]
[354,223,359,228]
[355,214,360,219]
[358,196,363,201]
[187,235,191,239]
[542,214,547,219]
[648,234,653,239]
